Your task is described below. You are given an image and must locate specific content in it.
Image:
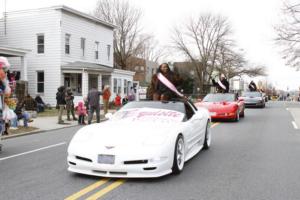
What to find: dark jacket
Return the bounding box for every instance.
[65,89,75,108]
[23,96,37,111]
[14,104,24,120]
[148,72,182,100]
[212,78,229,93]
[35,96,45,104]
[249,82,257,91]
[56,86,66,105]
[87,88,102,107]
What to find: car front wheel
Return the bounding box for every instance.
[203,121,211,150]
[172,135,185,174]
[234,111,240,122]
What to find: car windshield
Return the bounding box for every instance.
[112,101,186,122]
[202,93,235,102]
[120,101,186,114]
[242,92,262,97]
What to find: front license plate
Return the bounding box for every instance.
[98,154,115,164]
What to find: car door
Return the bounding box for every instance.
[236,94,244,114]
[184,102,204,152]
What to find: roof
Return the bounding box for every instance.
[0,46,31,57]
[61,61,113,72]
[54,5,117,29]
[5,5,117,29]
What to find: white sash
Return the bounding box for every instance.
[217,80,226,90]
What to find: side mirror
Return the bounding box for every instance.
[105,113,113,119]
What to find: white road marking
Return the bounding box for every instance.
[286,108,289,111]
[0,142,66,161]
[292,121,298,130]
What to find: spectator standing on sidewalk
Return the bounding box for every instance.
[122,96,128,105]
[76,101,87,125]
[87,87,102,124]
[65,88,77,121]
[114,93,121,109]
[56,86,66,124]
[102,85,111,114]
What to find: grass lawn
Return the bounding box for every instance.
[8,126,39,135]
[37,108,59,117]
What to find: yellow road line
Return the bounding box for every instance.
[64,179,110,200]
[211,122,220,128]
[86,179,126,200]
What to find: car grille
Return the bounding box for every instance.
[143,167,157,171]
[75,156,92,162]
[123,160,148,165]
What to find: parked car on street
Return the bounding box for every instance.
[67,100,211,178]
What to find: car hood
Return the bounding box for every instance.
[70,120,181,147]
[241,96,263,102]
[196,102,237,112]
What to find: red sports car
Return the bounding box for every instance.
[195,93,245,122]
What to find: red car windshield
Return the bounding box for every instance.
[203,93,235,102]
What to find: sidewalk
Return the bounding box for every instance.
[2,109,116,139]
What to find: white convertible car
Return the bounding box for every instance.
[67,100,211,178]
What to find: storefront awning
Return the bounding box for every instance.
[61,61,113,73]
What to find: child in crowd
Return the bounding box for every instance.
[76,101,87,125]
[114,94,121,109]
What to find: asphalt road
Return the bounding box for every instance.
[1,101,300,200]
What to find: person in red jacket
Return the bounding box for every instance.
[102,85,111,114]
[114,94,121,108]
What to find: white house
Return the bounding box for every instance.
[0,5,135,105]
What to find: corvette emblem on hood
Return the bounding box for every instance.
[105,146,115,149]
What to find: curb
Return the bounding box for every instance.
[1,124,79,140]
[1,118,108,140]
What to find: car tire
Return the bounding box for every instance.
[234,111,240,122]
[203,121,211,150]
[172,135,185,175]
[240,109,245,118]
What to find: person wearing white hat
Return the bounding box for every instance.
[212,73,229,93]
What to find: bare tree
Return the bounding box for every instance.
[172,14,232,92]
[275,0,300,69]
[94,0,145,69]
[217,43,266,78]
[135,34,166,63]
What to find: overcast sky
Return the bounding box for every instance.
[1,0,300,91]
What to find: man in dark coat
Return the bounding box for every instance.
[87,87,102,124]
[249,81,257,91]
[65,88,77,121]
[56,86,66,124]
[212,74,229,93]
